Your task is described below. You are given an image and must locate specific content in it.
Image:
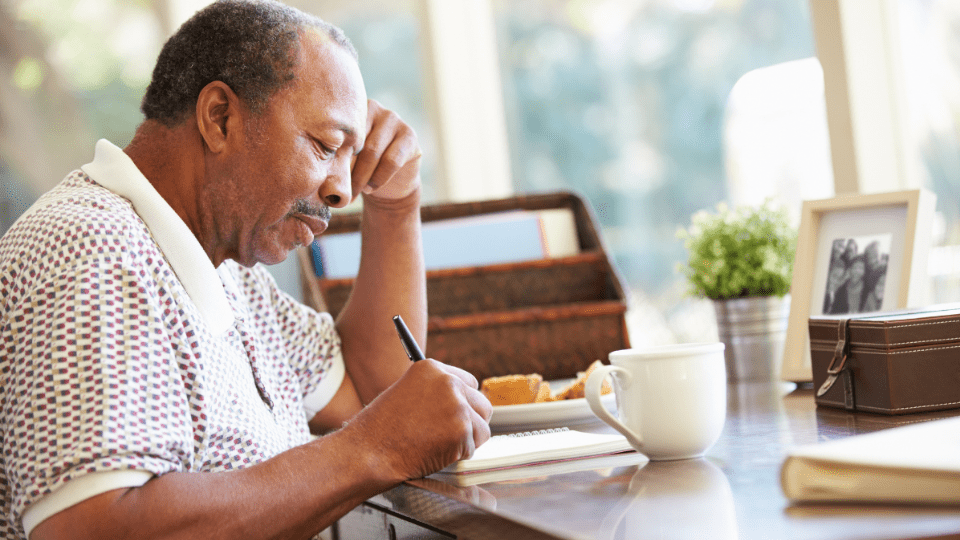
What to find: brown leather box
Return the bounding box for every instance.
[297,191,631,382]
[809,304,960,415]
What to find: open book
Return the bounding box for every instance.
[780,416,960,504]
[441,428,636,475]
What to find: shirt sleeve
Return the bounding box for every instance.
[21,470,154,537]
[1,240,194,528]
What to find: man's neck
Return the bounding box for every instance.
[124,119,215,262]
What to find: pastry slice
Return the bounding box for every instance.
[552,360,613,400]
[481,374,549,405]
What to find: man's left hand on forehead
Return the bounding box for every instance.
[350,99,422,202]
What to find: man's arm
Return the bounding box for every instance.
[32,360,492,540]
[333,99,427,405]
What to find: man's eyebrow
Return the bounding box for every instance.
[333,122,364,156]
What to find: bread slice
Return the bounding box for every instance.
[481,374,551,405]
[552,360,612,400]
[534,380,552,403]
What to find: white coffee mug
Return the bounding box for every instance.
[585,343,727,460]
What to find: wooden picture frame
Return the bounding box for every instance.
[781,189,936,382]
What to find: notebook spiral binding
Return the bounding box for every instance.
[497,427,570,439]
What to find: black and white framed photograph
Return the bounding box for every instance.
[781,189,936,382]
[820,234,891,315]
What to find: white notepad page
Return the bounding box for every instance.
[443,428,635,474]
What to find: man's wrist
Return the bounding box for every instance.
[320,414,407,489]
[361,184,422,214]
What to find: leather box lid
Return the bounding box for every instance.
[809,303,960,351]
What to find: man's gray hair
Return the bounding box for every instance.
[141,0,357,126]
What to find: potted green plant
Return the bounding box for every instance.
[678,200,797,382]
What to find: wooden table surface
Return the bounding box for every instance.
[334,382,960,540]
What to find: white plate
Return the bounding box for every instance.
[489,390,617,433]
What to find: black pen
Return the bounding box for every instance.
[393,314,425,361]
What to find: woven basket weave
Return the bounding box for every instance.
[298,191,630,381]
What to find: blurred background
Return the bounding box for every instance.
[1,0,958,345]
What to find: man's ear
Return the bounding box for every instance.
[195,81,242,154]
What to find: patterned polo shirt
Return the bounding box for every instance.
[0,140,345,539]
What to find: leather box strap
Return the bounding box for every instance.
[816,318,856,410]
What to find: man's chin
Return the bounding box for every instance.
[257,249,291,266]
[238,245,291,268]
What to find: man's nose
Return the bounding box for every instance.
[319,160,351,209]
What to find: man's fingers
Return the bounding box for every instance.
[434,360,479,389]
[351,103,399,191]
[466,403,492,463]
[369,136,419,191]
[426,359,492,430]
[350,140,387,198]
[352,100,421,199]
[353,128,419,196]
[462,383,493,423]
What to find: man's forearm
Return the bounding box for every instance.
[31,427,398,540]
[32,345,492,540]
[335,187,426,404]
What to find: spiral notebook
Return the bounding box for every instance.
[441,428,636,475]
[436,450,647,487]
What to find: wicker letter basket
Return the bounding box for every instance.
[297,191,631,382]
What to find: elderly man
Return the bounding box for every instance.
[0,1,492,539]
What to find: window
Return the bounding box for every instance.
[1,0,160,231]
[896,0,960,301]
[491,0,816,342]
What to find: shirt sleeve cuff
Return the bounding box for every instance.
[22,469,154,537]
[301,353,346,419]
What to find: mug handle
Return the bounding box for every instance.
[586,365,644,451]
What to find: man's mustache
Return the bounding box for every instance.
[290,199,331,222]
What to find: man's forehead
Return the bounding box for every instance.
[296,29,367,134]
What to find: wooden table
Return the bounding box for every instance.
[334,383,960,539]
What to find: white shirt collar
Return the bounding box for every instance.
[81,139,233,336]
